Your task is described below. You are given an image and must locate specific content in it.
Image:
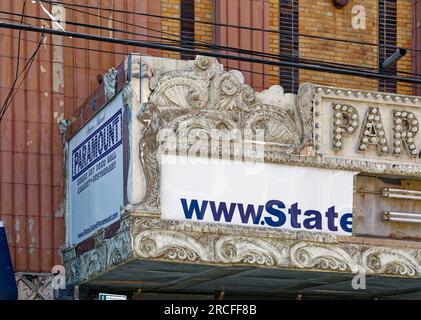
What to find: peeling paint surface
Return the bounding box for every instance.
[0,0,163,274]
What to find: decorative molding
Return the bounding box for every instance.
[362,248,421,277]
[104,67,119,102]
[136,56,306,208]
[215,236,288,267]
[122,82,133,107]
[63,215,132,286]
[138,102,162,209]
[134,229,211,262]
[15,272,54,300]
[290,242,358,273]
[64,214,421,284]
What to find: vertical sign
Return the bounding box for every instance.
[68,94,124,245]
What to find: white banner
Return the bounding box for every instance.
[161,155,356,235]
[68,94,124,245]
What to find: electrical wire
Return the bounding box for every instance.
[3,10,421,79]
[0,32,46,122]
[0,31,287,83]
[28,2,421,79]
[38,0,421,54]
[0,1,27,122]
[1,21,421,86]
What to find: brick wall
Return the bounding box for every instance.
[299,0,413,94]
[396,0,413,95]
[163,0,416,95]
[162,0,181,59]
[195,0,213,44]
[299,0,378,91]
[268,0,280,87]
[266,0,415,94]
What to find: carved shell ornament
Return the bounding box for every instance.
[137,56,305,208]
[149,76,210,109]
[145,55,304,137]
[244,106,301,152]
[148,58,215,110]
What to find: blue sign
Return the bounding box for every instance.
[0,223,18,300]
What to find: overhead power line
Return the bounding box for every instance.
[0,32,45,122]
[2,31,416,93]
[1,21,421,85]
[19,0,419,77]
[38,0,421,54]
[3,31,290,84]
[4,10,418,77]
[27,2,421,77]
[0,0,27,122]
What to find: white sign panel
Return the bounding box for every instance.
[99,293,127,300]
[161,155,356,235]
[68,94,124,245]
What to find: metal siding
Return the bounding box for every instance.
[0,0,162,273]
[215,0,270,91]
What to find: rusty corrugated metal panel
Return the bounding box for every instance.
[0,0,162,273]
[66,61,126,140]
[215,0,271,92]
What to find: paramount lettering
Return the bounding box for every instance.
[72,109,122,180]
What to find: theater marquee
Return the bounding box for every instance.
[312,86,421,165]
[62,56,421,293]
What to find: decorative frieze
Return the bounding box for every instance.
[63,213,421,285]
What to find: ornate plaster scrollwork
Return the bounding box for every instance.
[107,231,132,267]
[290,242,358,273]
[104,67,119,102]
[83,251,104,278]
[122,82,133,107]
[136,56,307,208]
[66,258,82,285]
[362,248,421,277]
[138,103,162,208]
[133,230,211,262]
[215,236,288,267]
[209,70,256,111]
[148,58,216,110]
[63,214,421,284]
[296,83,316,145]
